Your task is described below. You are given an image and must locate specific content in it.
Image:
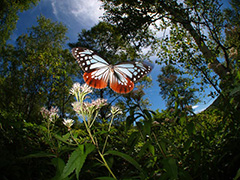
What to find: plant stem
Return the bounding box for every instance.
[77,93,116,179]
[89,110,98,128]
[82,115,116,179]
[102,115,114,154]
[152,132,166,158]
[102,135,109,154]
[98,150,117,179]
[82,117,96,146]
[70,130,79,145]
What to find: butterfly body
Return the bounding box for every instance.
[72,47,152,94]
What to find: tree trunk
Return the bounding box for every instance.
[160,1,228,80]
[182,22,228,80]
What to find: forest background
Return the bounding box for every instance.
[0,0,240,179]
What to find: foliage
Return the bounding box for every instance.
[0,0,39,48]
[0,0,240,180]
[223,0,240,114]
[0,15,77,122]
[99,2,240,178]
[157,64,199,109]
[101,0,238,97]
[0,16,78,179]
[150,108,234,179]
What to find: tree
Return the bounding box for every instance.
[0,16,78,178]
[224,0,240,79]
[0,0,39,48]
[101,0,238,98]
[157,64,199,110]
[1,15,77,122]
[101,1,240,178]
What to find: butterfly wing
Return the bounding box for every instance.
[72,47,153,93]
[83,67,110,89]
[115,62,152,82]
[72,47,110,89]
[110,68,134,94]
[110,62,152,94]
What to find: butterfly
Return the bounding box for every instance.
[72,47,153,94]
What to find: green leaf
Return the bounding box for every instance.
[183,139,192,150]
[52,157,65,172]
[143,119,151,137]
[126,115,135,132]
[77,143,95,179]
[21,152,56,159]
[54,134,74,145]
[233,168,240,180]
[96,177,116,180]
[127,131,139,148]
[105,150,143,172]
[51,158,70,180]
[148,144,155,156]
[178,169,192,180]
[62,133,71,141]
[138,141,151,157]
[94,130,109,136]
[159,141,167,156]
[162,158,178,180]
[175,101,178,109]
[230,85,240,96]
[174,91,178,97]
[61,146,83,179]
[84,143,95,154]
[179,116,186,126]
[186,122,194,135]
[61,143,95,179]
[136,122,143,131]
[142,109,152,120]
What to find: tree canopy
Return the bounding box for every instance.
[157,64,199,110]
[0,0,39,48]
[101,0,238,91]
[0,1,240,179]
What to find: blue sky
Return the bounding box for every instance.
[11,0,230,112]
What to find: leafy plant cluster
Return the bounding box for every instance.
[1,0,240,180]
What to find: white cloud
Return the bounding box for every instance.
[51,1,58,17]
[194,107,207,114]
[192,104,209,113]
[192,105,199,109]
[50,0,104,29]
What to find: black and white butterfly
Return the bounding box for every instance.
[72,47,153,94]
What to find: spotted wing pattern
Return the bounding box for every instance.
[110,67,134,94]
[72,47,153,94]
[110,62,152,93]
[115,62,152,82]
[72,47,110,89]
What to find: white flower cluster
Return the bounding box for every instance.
[40,106,59,122]
[63,118,75,130]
